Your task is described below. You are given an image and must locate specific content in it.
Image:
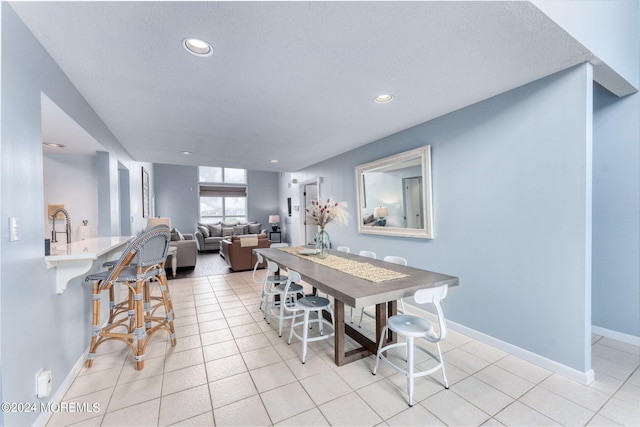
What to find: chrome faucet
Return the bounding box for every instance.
[51,208,71,244]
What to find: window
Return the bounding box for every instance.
[198,167,247,224]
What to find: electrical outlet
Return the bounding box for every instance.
[35,368,42,397]
[35,368,52,398]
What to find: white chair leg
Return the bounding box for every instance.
[358,307,365,328]
[372,325,388,375]
[266,297,272,324]
[406,336,415,406]
[287,310,298,345]
[262,293,269,318]
[278,297,286,337]
[302,311,310,364]
[318,310,324,335]
[436,342,449,388]
[399,299,406,314]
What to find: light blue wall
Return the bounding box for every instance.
[592,85,640,337]
[154,163,199,232]
[247,170,281,229]
[0,5,143,424]
[288,65,595,372]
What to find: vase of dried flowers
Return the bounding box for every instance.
[305,197,349,259]
[315,227,331,259]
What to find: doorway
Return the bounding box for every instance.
[403,176,423,229]
[304,182,318,245]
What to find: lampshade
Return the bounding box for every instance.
[374,207,388,218]
[146,217,171,230]
[268,215,280,224]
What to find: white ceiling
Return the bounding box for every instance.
[12,1,609,172]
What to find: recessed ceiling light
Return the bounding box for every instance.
[182,38,213,57]
[374,94,393,103]
[43,142,66,148]
[181,151,193,155]
[270,160,279,163]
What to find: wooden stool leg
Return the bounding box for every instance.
[133,279,146,370]
[143,280,152,330]
[158,274,177,347]
[86,280,102,368]
[108,285,116,323]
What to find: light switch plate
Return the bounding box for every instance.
[9,217,19,241]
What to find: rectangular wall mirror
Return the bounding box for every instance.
[355,145,433,239]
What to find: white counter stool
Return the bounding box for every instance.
[270,243,289,248]
[264,260,305,336]
[254,254,288,313]
[359,255,408,327]
[356,250,377,327]
[283,269,335,364]
[372,284,449,406]
[84,226,176,370]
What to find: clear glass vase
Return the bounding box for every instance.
[315,228,330,259]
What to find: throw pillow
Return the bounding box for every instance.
[222,227,234,237]
[208,224,223,237]
[177,230,185,240]
[248,223,262,234]
[363,214,375,224]
[170,228,180,241]
[233,225,249,235]
[197,225,210,238]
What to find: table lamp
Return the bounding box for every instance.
[374,207,388,226]
[269,215,280,231]
[146,217,171,230]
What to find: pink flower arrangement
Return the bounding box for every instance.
[305,197,349,228]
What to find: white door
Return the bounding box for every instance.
[304,183,318,245]
[404,177,423,229]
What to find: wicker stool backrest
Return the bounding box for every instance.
[132,226,171,269]
[98,231,149,284]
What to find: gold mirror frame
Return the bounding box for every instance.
[355,145,433,239]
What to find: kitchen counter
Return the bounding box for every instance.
[45,236,134,294]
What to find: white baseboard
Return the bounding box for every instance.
[592,325,640,346]
[33,348,89,427]
[411,306,595,385]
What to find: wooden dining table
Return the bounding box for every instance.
[254,247,459,366]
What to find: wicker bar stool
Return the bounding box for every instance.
[101,224,170,326]
[84,226,176,370]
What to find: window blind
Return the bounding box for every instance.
[199,185,247,198]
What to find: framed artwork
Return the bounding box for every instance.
[48,204,65,220]
[142,167,150,218]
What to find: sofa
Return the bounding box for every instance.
[194,222,266,252]
[168,229,197,268]
[220,234,270,272]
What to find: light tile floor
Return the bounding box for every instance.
[47,272,640,426]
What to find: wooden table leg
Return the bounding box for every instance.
[324,298,398,366]
[333,299,345,366]
[376,300,397,351]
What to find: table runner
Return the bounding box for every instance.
[279,246,408,283]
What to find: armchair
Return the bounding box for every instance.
[220,234,270,272]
